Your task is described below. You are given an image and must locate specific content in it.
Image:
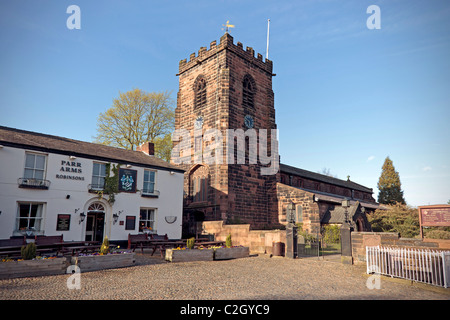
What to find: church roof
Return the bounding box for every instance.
[321,202,360,224]
[0,126,184,172]
[280,163,373,193]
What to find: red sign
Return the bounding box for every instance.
[419,205,450,227]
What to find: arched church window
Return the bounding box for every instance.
[194,77,207,109]
[243,75,255,111]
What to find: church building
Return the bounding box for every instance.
[172,32,378,238]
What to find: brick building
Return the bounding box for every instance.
[172,33,378,237]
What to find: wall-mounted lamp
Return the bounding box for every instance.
[126,164,132,168]
[79,212,86,224]
[170,171,175,175]
[113,210,123,224]
[75,208,86,224]
[69,155,77,160]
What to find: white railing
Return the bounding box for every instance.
[366,246,450,288]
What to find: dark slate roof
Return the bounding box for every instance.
[0,126,184,173]
[280,163,373,194]
[321,203,359,224]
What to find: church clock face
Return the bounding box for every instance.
[244,115,254,129]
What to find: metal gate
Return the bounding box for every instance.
[297,226,341,258]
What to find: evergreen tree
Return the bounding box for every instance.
[377,156,405,205]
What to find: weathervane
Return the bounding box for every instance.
[222,20,235,33]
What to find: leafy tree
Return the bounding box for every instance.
[95,89,174,160]
[377,156,405,205]
[368,203,419,238]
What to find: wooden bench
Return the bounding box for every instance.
[149,234,168,241]
[0,237,26,257]
[34,235,64,255]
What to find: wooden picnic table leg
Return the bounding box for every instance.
[160,245,166,258]
[151,244,157,256]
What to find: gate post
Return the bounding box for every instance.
[340,199,353,264]
[286,202,297,259]
[286,224,298,259]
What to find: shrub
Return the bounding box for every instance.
[226,234,232,248]
[368,202,420,238]
[423,227,450,240]
[322,225,340,244]
[187,237,195,249]
[21,242,36,260]
[100,236,110,254]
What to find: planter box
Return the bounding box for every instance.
[71,253,136,272]
[165,249,214,263]
[0,258,68,279]
[214,247,250,260]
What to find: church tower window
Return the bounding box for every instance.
[242,75,255,112]
[194,76,207,109]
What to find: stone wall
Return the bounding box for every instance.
[276,183,320,233]
[202,221,286,255]
[351,231,450,265]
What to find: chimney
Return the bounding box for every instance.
[136,142,154,156]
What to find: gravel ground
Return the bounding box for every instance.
[0,253,449,300]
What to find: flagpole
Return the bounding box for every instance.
[266,19,270,60]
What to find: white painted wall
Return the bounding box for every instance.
[0,146,184,241]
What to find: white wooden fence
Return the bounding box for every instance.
[366,246,450,288]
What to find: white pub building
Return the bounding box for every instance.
[0,126,184,243]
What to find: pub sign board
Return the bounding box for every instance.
[418,204,450,237]
[118,168,137,193]
[56,214,71,231]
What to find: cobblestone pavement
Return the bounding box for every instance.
[0,254,449,300]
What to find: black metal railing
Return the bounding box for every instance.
[18,178,50,189]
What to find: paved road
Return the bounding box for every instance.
[0,254,449,300]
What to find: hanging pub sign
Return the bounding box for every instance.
[118,168,137,193]
[418,204,450,238]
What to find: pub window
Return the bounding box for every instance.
[243,75,255,111]
[24,153,47,180]
[143,170,156,194]
[194,77,207,109]
[139,208,156,233]
[16,202,44,233]
[91,162,106,190]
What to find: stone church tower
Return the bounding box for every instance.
[173,32,280,236]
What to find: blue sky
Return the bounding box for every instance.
[1,0,449,207]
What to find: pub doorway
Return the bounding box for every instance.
[85,202,105,242]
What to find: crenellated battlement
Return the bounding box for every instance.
[178,33,273,76]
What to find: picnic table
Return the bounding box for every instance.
[129,239,184,256]
[53,241,107,256]
[130,238,226,257]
